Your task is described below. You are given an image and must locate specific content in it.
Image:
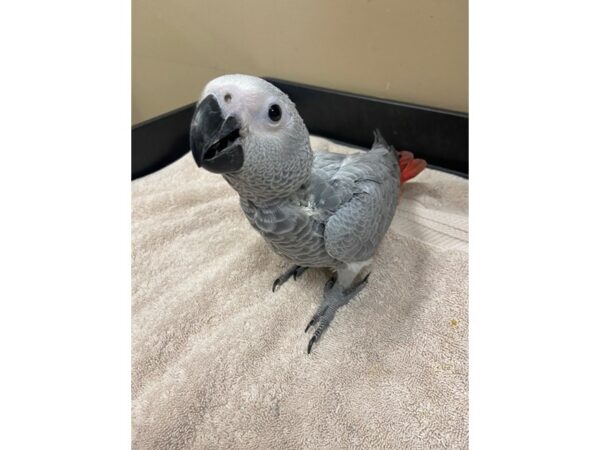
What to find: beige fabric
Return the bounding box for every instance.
[132,137,469,449]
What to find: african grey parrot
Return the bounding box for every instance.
[189,74,425,353]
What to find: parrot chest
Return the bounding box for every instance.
[239,195,337,267]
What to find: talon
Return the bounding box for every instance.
[272,279,281,292]
[363,272,371,283]
[325,277,336,290]
[304,319,315,333]
[307,336,316,354]
[293,266,307,281]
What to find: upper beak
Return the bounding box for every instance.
[189,94,244,173]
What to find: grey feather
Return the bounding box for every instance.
[239,140,399,267]
[323,147,399,263]
[200,75,400,274]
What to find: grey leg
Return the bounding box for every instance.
[305,272,370,354]
[272,265,308,292]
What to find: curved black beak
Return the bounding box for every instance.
[189,94,244,173]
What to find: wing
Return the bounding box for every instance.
[317,143,400,264]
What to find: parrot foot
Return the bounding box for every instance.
[305,272,371,354]
[272,265,308,292]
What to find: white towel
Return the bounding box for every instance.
[132,137,469,449]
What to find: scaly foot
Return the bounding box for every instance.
[272,265,308,292]
[304,272,370,354]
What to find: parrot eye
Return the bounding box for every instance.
[268,104,282,122]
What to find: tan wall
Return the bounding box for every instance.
[132,0,468,124]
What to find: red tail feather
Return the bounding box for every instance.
[398,150,427,184]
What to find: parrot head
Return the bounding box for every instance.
[190,74,313,203]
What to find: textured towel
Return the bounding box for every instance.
[132,136,469,449]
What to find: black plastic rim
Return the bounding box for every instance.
[132,78,468,180]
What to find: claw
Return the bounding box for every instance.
[304,305,328,333]
[273,265,307,291]
[293,266,307,281]
[272,279,281,292]
[325,277,336,291]
[304,319,315,333]
[303,272,371,354]
[307,336,316,354]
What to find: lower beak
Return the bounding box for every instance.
[189,94,244,173]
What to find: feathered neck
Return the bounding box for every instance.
[223,142,313,207]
